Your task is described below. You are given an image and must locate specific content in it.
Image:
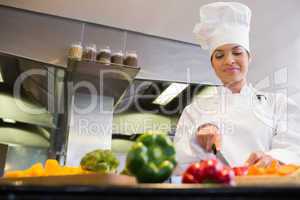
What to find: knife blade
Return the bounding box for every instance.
[216,151,230,166]
[211,144,230,166]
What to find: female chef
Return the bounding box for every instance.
[174,2,300,172]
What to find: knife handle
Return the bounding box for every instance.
[211,143,217,155]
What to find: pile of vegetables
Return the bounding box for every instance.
[6,130,299,185]
[181,159,300,185]
[3,132,177,184]
[246,161,299,176]
[4,149,119,178]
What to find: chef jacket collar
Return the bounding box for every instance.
[219,83,253,96]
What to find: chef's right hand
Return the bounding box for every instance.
[196,123,221,152]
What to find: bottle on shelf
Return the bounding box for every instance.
[111,50,124,66]
[68,42,83,61]
[82,44,97,61]
[97,46,111,65]
[124,51,138,67]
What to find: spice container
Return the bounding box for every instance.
[97,46,111,64]
[111,51,124,65]
[82,44,97,61]
[68,42,83,61]
[124,51,138,67]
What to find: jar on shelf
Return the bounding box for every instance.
[124,51,138,67]
[97,46,111,65]
[68,42,83,61]
[82,44,97,61]
[111,50,124,65]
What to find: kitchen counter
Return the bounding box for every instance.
[1,173,300,199]
[0,184,299,200]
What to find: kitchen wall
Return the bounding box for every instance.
[1,0,299,102]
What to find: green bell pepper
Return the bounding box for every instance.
[125,133,177,183]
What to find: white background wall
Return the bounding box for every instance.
[1,0,300,101]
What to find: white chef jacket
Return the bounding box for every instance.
[174,84,300,173]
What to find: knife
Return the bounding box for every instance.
[211,144,230,166]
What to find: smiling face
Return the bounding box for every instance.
[211,44,250,86]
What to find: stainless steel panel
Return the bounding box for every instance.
[0,6,83,67]
[125,32,219,84]
[4,145,48,172]
[0,122,50,148]
[0,144,8,176]
[0,91,54,128]
[0,51,67,128]
[83,23,125,52]
[67,60,140,105]
[65,94,114,166]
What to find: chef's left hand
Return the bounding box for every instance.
[245,151,279,168]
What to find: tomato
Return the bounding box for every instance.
[215,166,235,185]
[182,173,198,183]
[202,159,223,179]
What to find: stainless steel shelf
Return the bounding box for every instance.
[67,60,140,106]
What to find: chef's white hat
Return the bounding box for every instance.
[193,2,252,56]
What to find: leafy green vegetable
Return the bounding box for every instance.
[80,149,119,173]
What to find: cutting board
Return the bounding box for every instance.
[0,173,137,187]
[0,174,299,188]
[235,175,300,186]
[138,176,300,188]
